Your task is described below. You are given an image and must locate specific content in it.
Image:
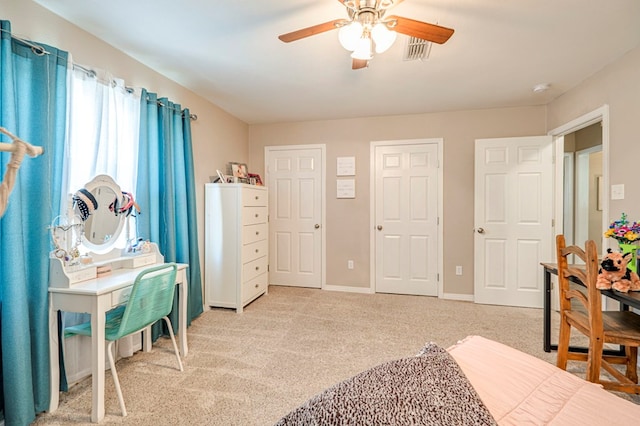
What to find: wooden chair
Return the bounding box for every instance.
[65,263,184,416]
[555,234,640,394]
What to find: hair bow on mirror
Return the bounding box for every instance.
[73,188,98,221]
[109,191,141,217]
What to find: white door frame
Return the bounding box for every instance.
[549,105,610,310]
[264,144,327,289]
[549,105,609,248]
[369,138,444,296]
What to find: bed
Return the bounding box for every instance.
[275,336,640,425]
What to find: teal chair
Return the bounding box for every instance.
[65,263,184,416]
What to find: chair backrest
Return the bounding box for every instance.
[555,235,602,333]
[111,263,178,340]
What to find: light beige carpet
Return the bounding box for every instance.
[34,285,638,425]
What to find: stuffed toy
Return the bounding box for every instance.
[596,248,640,293]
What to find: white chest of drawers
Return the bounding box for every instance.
[205,183,268,312]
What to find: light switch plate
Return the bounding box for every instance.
[611,184,625,200]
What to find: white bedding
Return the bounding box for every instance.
[448,336,640,425]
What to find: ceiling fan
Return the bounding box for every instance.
[278,0,454,70]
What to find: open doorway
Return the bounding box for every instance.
[562,122,603,254]
[551,105,609,252]
[550,105,609,311]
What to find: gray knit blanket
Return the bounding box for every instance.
[275,343,496,426]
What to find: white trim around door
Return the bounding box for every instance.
[549,104,610,310]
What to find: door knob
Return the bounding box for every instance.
[315,224,320,229]
[476,227,485,234]
[377,225,383,231]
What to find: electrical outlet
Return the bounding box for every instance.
[348,260,354,270]
[455,266,463,276]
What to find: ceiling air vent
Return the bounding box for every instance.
[403,36,432,61]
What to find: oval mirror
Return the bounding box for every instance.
[77,175,125,253]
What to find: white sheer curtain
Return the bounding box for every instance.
[61,63,143,365]
[61,64,140,218]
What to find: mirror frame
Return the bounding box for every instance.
[80,174,125,253]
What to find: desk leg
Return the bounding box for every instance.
[91,299,108,423]
[178,272,189,357]
[143,326,152,352]
[544,269,552,352]
[48,301,60,413]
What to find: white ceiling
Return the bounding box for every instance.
[35,0,640,125]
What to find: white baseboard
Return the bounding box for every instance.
[323,284,374,294]
[321,286,473,300]
[442,292,474,302]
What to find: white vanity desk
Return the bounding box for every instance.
[47,243,189,422]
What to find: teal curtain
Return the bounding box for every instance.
[136,90,203,335]
[0,21,67,425]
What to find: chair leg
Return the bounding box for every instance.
[107,340,127,416]
[556,315,571,370]
[626,346,638,383]
[586,336,604,384]
[162,316,184,372]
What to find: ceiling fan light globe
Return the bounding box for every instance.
[371,23,397,53]
[338,22,363,51]
[350,37,373,60]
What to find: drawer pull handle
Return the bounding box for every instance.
[255,284,259,288]
[255,213,259,218]
[255,196,259,200]
[255,249,259,253]
[256,231,260,236]
[255,266,260,271]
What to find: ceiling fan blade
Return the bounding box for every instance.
[278,19,346,43]
[352,58,368,70]
[386,15,454,44]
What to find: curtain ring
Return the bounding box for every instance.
[31,46,46,56]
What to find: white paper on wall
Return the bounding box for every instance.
[337,179,355,198]
[336,156,356,176]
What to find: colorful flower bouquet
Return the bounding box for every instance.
[604,212,640,244]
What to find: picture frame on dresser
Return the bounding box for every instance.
[229,162,248,178]
[248,173,263,186]
[210,169,227,183]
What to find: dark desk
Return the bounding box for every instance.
[541,262,640,353]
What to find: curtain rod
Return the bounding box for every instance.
[0,28,50,56]
[76,65,198,121]
[149,99,198,121]
[73,64,138,94]
[2,28,198,121]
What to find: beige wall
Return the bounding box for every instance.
[547,44,640,225]
[10,0,640,299]
[6,0,249,289]
[249,107,547,295]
